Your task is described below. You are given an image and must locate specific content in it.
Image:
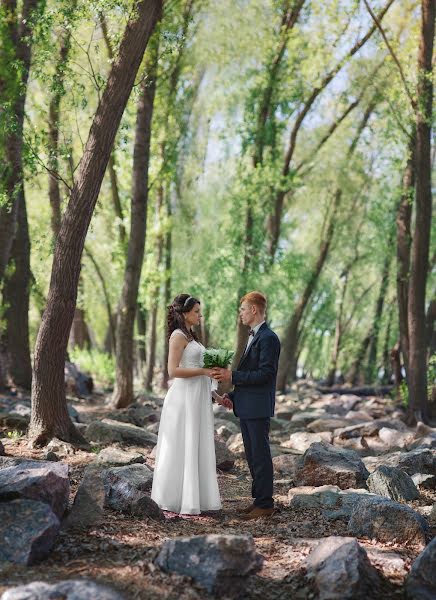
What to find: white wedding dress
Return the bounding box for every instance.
[151,329,222,514]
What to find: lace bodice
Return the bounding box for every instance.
[170,329,205,368]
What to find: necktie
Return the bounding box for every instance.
[248,329,255,336]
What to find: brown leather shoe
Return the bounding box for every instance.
[236,503,255,514]
[241,507,275,521]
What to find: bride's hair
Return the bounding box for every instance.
[167,294,201,342]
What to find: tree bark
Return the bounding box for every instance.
[162,198,172,389]
[396,134,415,375]
[29,0,163,446]
[407,0,435,424]
[0,0,40,282]
[112,36,159,409]
[1,196,32,389]
[365,247,393,382]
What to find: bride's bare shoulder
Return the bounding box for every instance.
[169,329,189,342]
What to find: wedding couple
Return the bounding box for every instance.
[151,291,281,521]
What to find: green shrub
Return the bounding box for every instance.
[69,348,115,388]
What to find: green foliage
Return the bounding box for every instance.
[203,348,234,369]
[70,348,115,388]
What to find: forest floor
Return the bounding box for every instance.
[0,390,433,600]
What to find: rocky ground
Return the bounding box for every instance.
[1,381,436,599]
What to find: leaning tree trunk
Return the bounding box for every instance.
[346,330,373,386]
[29,0,163,447]
[407,0,435,424]
[112,36,159,409]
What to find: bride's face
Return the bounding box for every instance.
[184,303,202,328]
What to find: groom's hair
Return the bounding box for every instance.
[241,291,267,315]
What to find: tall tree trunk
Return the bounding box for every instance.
[381,301,394,384]
[69,308,92,350]
[0,0,40,282]
[346,330,373,386]
[144,187,165,391]
[276,198,338,391]
[396,134,415,375]
[162,198,172,389]
[365,248,393,382]
[326,270,349,387]
[112,36,159,409]
[276,102,375,391]
[29,0,163,447]
[136,304,147,366]
[407,0,435,424]
[2,197,32,389]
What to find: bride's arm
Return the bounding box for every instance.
[168,334,213,379]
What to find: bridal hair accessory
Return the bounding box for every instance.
[183,296,194,307]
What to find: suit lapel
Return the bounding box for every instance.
[237,322,267,368]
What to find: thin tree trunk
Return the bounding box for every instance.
[396,134,415,375]
[136,304,147,366]
[29,0,163,447]
[326,271,349,387]
[407,0,435,424]
[69,308,92,350]
[365,248,393,382]
[112,36,159,409]
[347,330,373,386]
[144,187,165,391]
[381,301,394,384]
[162,198,172,389]
[84,245,115,353]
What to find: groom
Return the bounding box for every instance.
[212,291,280,521]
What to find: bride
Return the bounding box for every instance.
[151,294,225,515]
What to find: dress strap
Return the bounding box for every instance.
[170,328,189,341]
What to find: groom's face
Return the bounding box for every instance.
[239,302,256,327]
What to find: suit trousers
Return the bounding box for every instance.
[239,417,273,509]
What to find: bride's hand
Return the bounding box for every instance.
[202,368,214,377]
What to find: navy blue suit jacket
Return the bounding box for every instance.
[228,323,281,419]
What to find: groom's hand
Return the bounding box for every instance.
[221,393,233,410]
[212,367,232,383]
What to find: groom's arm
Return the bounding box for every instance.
[231,335,280,387]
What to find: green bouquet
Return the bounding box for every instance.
[203,348,234,368]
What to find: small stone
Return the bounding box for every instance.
[96,447,145,466]
[1,579,125,599]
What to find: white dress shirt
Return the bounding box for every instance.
[243,320,265,356]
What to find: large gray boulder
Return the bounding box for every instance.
[85,419,158,446]
[155,534,263,595]
[1,579,125,599]
[306,536,382,599]
[0,459,69,518]
[273,454,302,478]
[288,486,378,519]
[406,537,436,599]
[284,431,332,453]
[64,466,105,530]
[0,499,60,565]
[295,441,369,489]
[367,465,419,502]
[102,463,163,519]
[363,448,436,476]
[348,497,428,546]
